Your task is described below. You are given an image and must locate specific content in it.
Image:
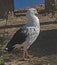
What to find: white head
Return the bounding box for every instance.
[26,8,38,20]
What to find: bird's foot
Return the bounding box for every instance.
[20,58,29,61]
[26,54,33,58]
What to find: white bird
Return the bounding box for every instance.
[5,8,40,60]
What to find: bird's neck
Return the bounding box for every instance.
[28,15,39,26]
[28,14,37,21]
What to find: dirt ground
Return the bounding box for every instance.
[0,13,57,65]
[2,29,57,65]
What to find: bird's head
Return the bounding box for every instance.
[26,8,38,16]
[26,8,38,20]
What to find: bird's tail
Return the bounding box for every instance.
[4,42,15,53]
[4,46,15,53]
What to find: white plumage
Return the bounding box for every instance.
[5,8,40,60]
[22,8,40,50]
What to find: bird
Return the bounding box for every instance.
[5,8,40,60]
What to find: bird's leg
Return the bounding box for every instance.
[20,46,33,61]
[23,49,33,60]
[20,43,33,60]
[25,50,33,58]
[25,49,29,58]
[23,49,26,59]
[22,49,29,61]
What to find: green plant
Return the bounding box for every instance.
[0,57,5,65]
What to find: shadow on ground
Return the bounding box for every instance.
[29,29,57,57]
